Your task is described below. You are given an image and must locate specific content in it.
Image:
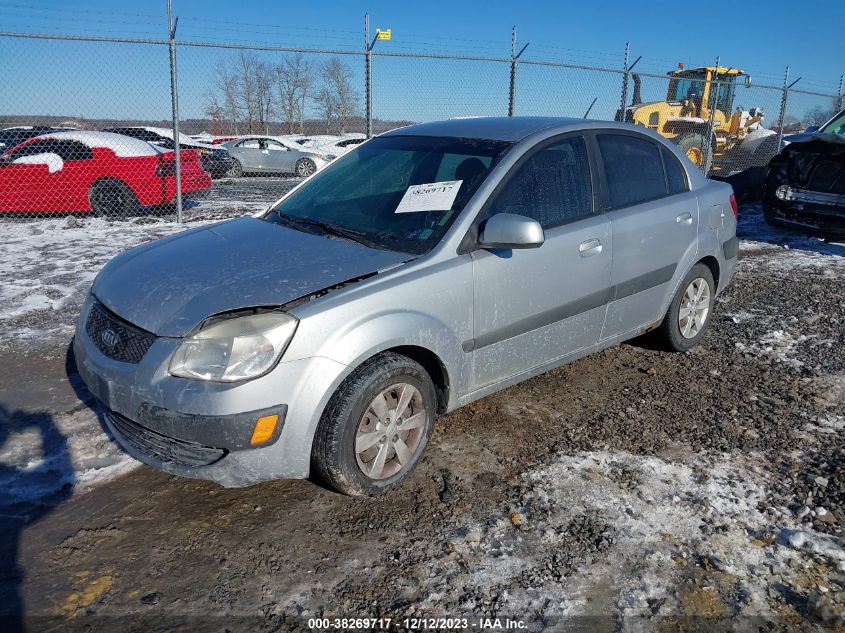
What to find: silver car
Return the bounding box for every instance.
[74,117,738,496]
[222,136,333,178]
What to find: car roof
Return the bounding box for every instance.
[381,116,587,142]
[33,131,164,157]
[381,116,666,143]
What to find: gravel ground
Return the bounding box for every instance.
[0,192,843,632]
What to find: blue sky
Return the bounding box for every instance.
[0,0,843,125]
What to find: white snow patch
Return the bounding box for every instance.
[13,152,64,173]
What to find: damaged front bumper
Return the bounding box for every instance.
[73,296,350,487]
[763,192,845,235]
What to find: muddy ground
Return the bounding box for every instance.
[1,200,844,632]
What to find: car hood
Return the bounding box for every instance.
[93,216,411,337]
[776,136,845,193]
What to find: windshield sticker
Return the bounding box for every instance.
[395,180,462,213]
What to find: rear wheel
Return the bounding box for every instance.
[311,352,436,496]
[89,180,139,218]
[295,158,316,178]
[227,159,243,178]
[657,263,715,352]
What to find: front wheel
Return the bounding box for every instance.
[295,158,317,178]
[657,263,715,352]
[89,179,139,218]
[311,352,436,496]
[674,133,708,167]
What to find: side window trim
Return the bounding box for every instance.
[460,131,598,253]
[593,129,684,211]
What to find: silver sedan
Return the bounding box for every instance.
[74,117,737,497]
[221,136,333,177]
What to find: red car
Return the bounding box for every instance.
[0,131,212,215]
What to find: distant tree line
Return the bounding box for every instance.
[205,52,359,135]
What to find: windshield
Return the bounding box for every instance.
[263,135,512,255]
[820,110,845,136]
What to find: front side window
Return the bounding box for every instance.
[486,136,593,229]
[264,135,512,255]
[239,139,260,149]
[265,139,287,151]
[598,134,667,208]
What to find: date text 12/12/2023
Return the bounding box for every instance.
[307,617,527,630]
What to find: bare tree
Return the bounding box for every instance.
[209,60,241,134]
[320,57,358,134]
[313,84,337,133]
[274,53,312,134]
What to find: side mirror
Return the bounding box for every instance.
[478,213,544,250]
[804,125,820,134]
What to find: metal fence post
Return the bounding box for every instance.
[508,27,517,116]
[619,42,630,118]
[702,56,720,175]
[507,27,528,117]
[775,66,801,153]
[364,14,373,138]
[837,74,844,112]
[167,0,182,224]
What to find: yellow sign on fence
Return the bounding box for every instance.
[376,28,391,41]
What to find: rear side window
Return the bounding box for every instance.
[598,134,667,208]
[662,147,689,194]
[53,140,93,161]
[487,135,593,229]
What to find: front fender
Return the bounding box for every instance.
[312,310,467,410]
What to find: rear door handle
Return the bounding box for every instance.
[676,212,693,225]
[579,238,603,257]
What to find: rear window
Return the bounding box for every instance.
[662,147,689,194]
[598,134,667,208]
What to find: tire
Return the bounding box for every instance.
[657,263,716,352]
[674,133,708,167]
[89,179,139,218]
[227,159,243,178]
[311,352,436,497]
[295,158,317,178]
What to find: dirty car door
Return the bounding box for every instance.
[468,135,611,389]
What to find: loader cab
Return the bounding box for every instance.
[667,67,743,119]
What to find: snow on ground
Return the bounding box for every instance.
[0,197,842,535]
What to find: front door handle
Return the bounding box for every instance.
[676,212,693,225]
[579,238,603,257]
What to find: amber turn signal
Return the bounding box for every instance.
[250,414,278,445]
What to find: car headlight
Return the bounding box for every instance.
[169,312,298,382]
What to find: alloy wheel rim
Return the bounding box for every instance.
[678,277,711,339]
[355,383,427,480]
[298,160,315,177]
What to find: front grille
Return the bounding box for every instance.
[808,160,845,194]
[106,409,227,468]
[86,301,155,363]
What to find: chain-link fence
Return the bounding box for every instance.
[0,25,842,224]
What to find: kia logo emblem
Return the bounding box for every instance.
[100,329,120,348]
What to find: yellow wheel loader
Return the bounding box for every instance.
[617,66,778,174]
